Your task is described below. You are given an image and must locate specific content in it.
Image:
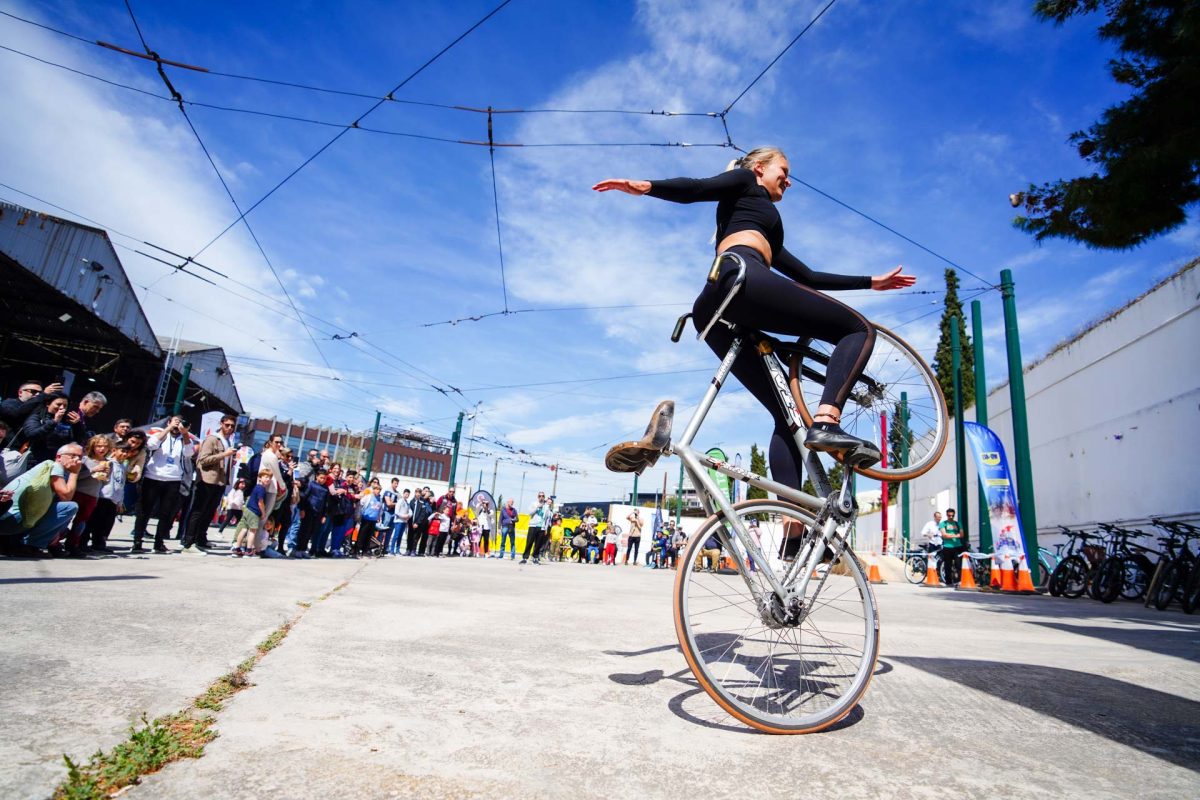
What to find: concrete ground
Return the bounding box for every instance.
[2,521,1198,799]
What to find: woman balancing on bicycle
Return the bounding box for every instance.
[593,147,914,488]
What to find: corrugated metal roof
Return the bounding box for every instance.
[156,336,245,414]
[0,201,161,357]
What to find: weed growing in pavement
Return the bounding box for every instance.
[54,713,215,799]
[52,569,359,798]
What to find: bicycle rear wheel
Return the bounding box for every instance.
[788,325,947,481]
[904,555,927,584]
[673,499,879,734]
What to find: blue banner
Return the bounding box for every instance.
[963,422,1028,561]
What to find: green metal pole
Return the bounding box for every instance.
[1001,269,1039,582]
[951,324,969,545]
[364,410,381,481]
[971,300,993,552]
[675,459,684,526]
[171,361,192,416]
[448,411,464,488]
[632,474,638,507]
[900,392,909,553]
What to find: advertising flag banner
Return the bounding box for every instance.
[468,490,497,521]
[705,447,732,502]
[733,453,744,503]
[963,422,1028,561]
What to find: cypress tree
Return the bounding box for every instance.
[931,269,975,418]
[747,444,768,502]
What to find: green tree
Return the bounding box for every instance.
[931,269,975,419]
[802,461,844,497]
[747,444,768,502]
[1011,0,1200,249]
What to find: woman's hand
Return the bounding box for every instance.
[592,179,651,195]
[871,266,916,291]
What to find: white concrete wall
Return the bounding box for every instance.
[898,262,1199,547]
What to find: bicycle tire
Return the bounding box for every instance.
[1120,554,1154,601]
[1061,556,1091,598]
[673,499,879,734]
[1037,554,1054,591]
[1096,558,1123,604]
[788,324,948,481]
[1087,562,1105,600]
[904,555,927,584]
[1182,564,1200,614]
[1153,561,1183,611]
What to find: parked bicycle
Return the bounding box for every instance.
[1093,522,1157,604]
[1146,518,1200,612]
[1046,526,1106,598]
[606,251,946,734]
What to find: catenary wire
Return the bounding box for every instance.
[188,0,516,261]
[724,0,839,114]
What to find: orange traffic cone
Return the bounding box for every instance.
[1016,555,1037,593]
[999,553,1018,592]
[921,553,942,587]
[867,552,887,585]
[989,555,1002,589]
[956,552,979,591]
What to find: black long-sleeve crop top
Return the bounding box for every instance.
[646,168,870,291]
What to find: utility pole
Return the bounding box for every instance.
[900,392,910,552]
[1001,269,1039,582]
[971,299,993,552]
[490,458,498,496]
[632,473,638,507]
[364,411,382,481]
[448,411,465,488]
[462,404,480,493]
[880,411,888,553]
[171,361,192,416]
[951,323,969,544]
[675,459,684,526]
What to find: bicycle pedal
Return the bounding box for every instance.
[842,443,881,470]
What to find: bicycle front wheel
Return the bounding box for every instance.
[788,325,947,481]
[673,499,880,734]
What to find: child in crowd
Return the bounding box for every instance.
[233,469,273,557]
[425,512,442,557]
[548,514,564,562]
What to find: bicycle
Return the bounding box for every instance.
[1093,522,1157,604]
[1146,518,1200,611]
[1046,526,1105,598]
[605,251,946,734]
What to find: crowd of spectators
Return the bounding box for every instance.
[1,376,695,566]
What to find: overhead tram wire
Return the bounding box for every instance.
[0,44,734,149]
[188,0,516,262]
[119,1,342,384]
[0,9,722,118]
[488,109,510,313]
[723,0,840,115]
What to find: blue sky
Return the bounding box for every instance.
[1,0,1195,501]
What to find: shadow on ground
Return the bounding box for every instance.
[1028,620,1200,663]
[892,656,1200,771]
[0,574,160,585]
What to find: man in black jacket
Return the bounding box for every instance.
[1,379,63,448]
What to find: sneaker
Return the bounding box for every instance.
[804,422,881,465]
[153,545,170,554]
[180,546,202,555]
[130,544,146,554]
[532,558,541,565]
[519,559,528,565]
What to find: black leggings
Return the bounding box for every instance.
[693,247,875,490]
[624,536,641,563]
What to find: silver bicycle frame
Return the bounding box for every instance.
[668,263,858,603]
